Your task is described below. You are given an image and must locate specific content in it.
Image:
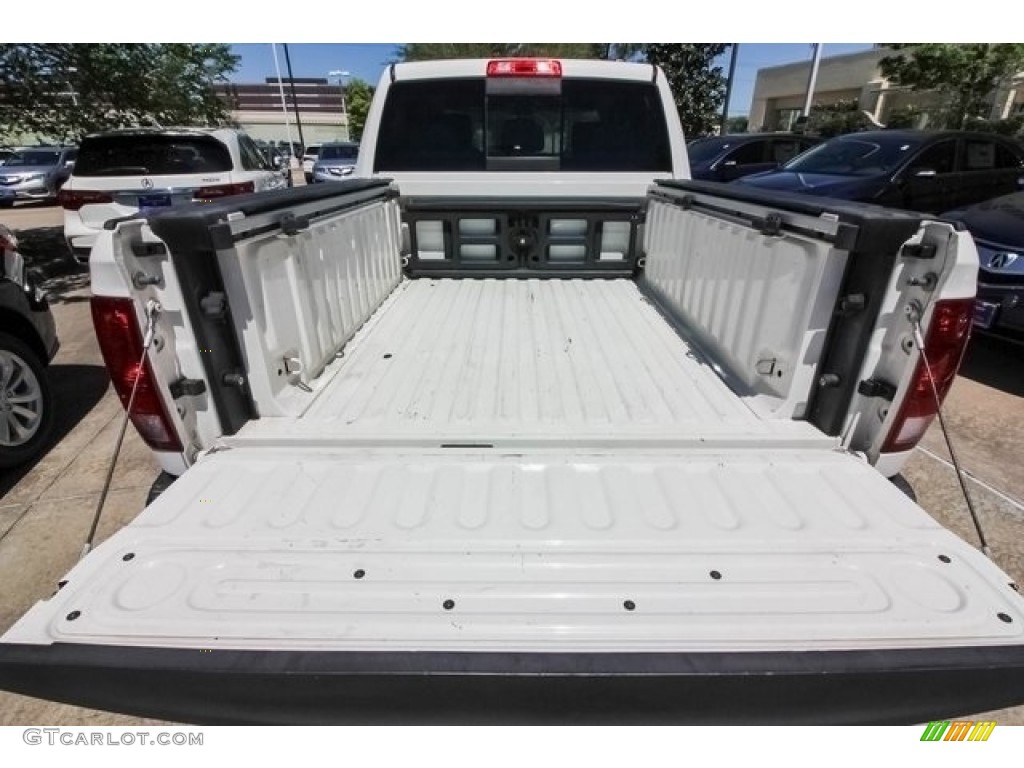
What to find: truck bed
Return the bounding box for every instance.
[232,277,831,449]
[5,182,1023,724]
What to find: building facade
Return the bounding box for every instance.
[748,47,1024,132]
[216,77,349,148]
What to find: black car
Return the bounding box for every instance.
[687,133,820,182]
[0,225,58,468]
[943,192,1024,338]
[737,130,1024,213]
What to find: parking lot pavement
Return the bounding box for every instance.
[0,200,64,232]
[0,210,1022,724]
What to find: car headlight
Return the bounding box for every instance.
[23,173,45,182]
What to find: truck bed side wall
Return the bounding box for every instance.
[217,196,403,417]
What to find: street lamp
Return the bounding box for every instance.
[328,69,351,140]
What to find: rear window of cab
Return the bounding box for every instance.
[374,78,672,172]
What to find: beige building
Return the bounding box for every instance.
[215,78,350,147]
[748,47,1024,131]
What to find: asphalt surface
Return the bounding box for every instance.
[0,200,1022,726]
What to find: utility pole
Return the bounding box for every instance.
[328,69,351,141]
[802,43,823,118]
[271,44,297,158]
[282,44,306,151]
[720,44,739,135]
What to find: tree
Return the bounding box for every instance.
[395,44,646,62]
[726,116,748,133]
[396,44,606,61]
[880,44,1024,129]
[0,44,239,143]
[805,99,873,137]
[642,44,728,139]
[345,78,374,142]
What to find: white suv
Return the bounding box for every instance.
[61,128,288,262]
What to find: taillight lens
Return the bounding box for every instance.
[193,181,255,201]
[91,296,183,452]
[882,298,974,453]
[58,189,113,210]
[486,59,562,77]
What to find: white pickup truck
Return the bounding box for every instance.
[1,59,1022,724]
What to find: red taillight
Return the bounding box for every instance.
[58,189,113,210]
[882,298,974,453]
[91,296,183,452]
[193,181,255,202]
[486,59,562,77]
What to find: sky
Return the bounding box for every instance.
[230,43,874,118]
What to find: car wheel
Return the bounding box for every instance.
[0,332,56,469]
[0,200,13,209]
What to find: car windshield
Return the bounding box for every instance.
[74,135,232,176]
[5,150,61,167]
[320,144,358,161]
[687,138,732,165]
[784,135,922,176]
[375,77,672,172]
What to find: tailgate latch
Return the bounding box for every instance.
[857,378,897,401]
[169,377,207,399]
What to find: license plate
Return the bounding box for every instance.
[137,194,171,212]
[973,300,998,330]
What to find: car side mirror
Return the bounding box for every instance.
[273,157,285,169]
[912,168,937,178]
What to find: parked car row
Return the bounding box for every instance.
[735,130,1024,214]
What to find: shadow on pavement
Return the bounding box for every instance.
[889,474,918,502]
[959,334,1024,399]
[0,364,110,499]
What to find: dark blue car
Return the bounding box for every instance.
[687,133,820,182]
[943,191,1024,339]
[737,130,1024,214]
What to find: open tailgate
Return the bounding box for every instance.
[1,446,1022,723]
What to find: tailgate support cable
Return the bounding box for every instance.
[80,300,162,560]
[909,313,992,558]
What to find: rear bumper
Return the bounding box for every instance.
[1,642,1022,724]
[0,182,57,201]
[976,281,1024,336]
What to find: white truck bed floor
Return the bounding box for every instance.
[234,278,829,448]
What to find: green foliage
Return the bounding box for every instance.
[345,78,374,142]
[726,116,748,133]
[884,106,924,130]
[396,43,607,61]
[880,44,1024,128]
[806,99,873,138]
[0,44,239,143]
[962,115,1024,137]
[642,44,728,139]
